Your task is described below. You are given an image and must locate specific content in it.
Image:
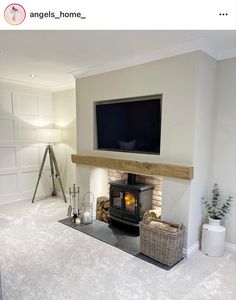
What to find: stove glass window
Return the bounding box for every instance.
[124,192,136,213]
[113,190,123,208]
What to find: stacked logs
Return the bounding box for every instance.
[96,196,109,223]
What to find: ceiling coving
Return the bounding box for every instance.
[0,30,235,91]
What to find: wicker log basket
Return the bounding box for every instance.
[140,217,185,266]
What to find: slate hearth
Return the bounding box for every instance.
[59,218,176,270]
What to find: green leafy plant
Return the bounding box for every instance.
[202,184,233,220]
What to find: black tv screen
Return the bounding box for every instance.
[95,95,162,154]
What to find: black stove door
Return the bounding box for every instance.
[110,186,140,223]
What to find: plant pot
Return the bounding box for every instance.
[208,217,221,226]
[201,217,226,257]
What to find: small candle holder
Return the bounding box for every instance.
[75,209,81,225]
[75,217,81,225]
[81,192,94,225]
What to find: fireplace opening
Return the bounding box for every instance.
[109,173,154,227]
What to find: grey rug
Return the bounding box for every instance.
[59,218,176,270]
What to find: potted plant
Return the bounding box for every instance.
[203,183,233,224]
[201,184,233,257]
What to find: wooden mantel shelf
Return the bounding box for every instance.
[71,155,193,180]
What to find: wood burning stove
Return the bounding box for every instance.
[109,174,154,226]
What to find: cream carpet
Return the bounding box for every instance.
[0,197,235,300]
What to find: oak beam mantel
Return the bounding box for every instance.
[71,155,193,180]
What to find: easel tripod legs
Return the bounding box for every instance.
[32,145,67,203]
[50,146,67,202]
[32,145,49,203]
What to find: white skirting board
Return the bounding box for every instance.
[0,193,52,206]
[183,241,236,258]
[56,191,70,201]
[183,241,200,258]
[225,242,236,254]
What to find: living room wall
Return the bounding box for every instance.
[76,52,199,164]
[75,51,235,251]
[210,58,236,246]
[0,81,53,204]
[53,89,76,194]
[188,53,217,247]
[75,51,204,251]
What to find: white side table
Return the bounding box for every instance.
[201,218,225,257]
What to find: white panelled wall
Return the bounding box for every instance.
[0,82,54,204]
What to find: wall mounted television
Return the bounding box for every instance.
[95,95,162,155]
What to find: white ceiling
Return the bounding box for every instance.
[0,30,235,91]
